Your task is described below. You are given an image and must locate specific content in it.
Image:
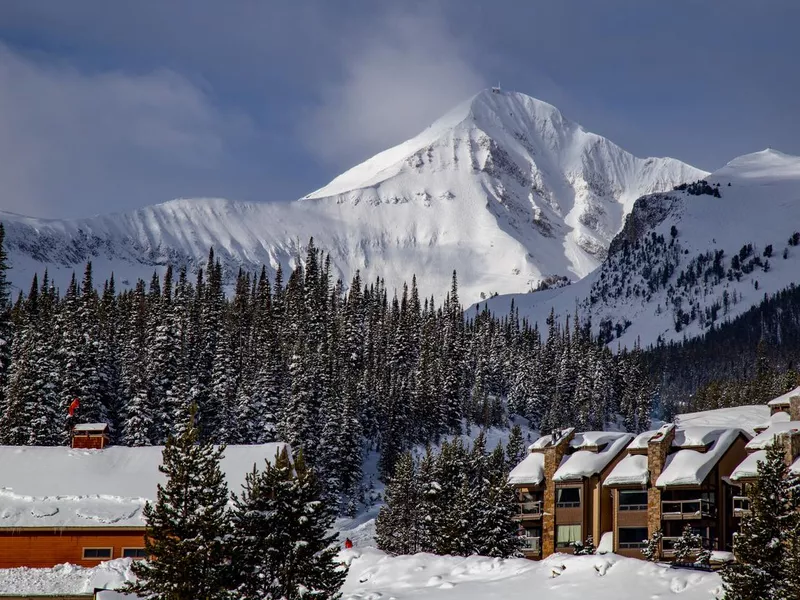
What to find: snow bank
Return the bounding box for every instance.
[0,558,134,595]
[0,443,288,527]
[553,432,632,482]
[340,548,722,600]
[657,428,743,487]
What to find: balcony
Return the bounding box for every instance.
[661,499,715,520]
[661,536,710,557]
[515,500,543,519]
[733,496,751,517]
[519,536,541,554]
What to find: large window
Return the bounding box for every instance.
[556,487,581,508]
[618,527,649,549]
[82,547,112,559]
[122,548,147,559]
[619,490,648,511]
[556,524,581,548]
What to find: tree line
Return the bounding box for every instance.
[0,225,655,512]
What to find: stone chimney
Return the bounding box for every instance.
[780,428,800,467]
[647,423,676,538]
[790,395,800,422]
[542,428,575,557]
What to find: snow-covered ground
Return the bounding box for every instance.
[0,549,723,599]
[340,548,722,600]
[0,558,134,595]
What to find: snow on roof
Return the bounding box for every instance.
[553,432,633,482]
[791,456,800,475]
[755,411,790,432]
[604,454,649,487]
[674,405,768,437]
[730,450,766,481]
[529,427,573,451]
[570,431,626,448]
[746,422,800,450]
[768,385,800,406]
[72,422,109,431]
[628,430,658,450]
[508,452,545,486]
[0,443,288,528]
[656,428,742,487]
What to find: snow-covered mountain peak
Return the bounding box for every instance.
[712,148,800,184]
[1,88,704,303]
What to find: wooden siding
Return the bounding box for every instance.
[0,529,145,568]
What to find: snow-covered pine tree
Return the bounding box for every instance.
[722,441,800,599]
[505,423,526,471]
[673,524,702,562]
[474,443,522,558]
[642,529,662,562]
[376,452,421,555]
[0,224,12,425]
[126,407,232,600]
[229,446,346,600]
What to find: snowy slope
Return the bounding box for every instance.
[0,89,703,303]
[480,149,800,346]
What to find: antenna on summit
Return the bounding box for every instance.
[492,82,501,94]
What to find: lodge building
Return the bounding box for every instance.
[510,387,800,562]
[0,428,288,569]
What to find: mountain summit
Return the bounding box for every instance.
[0,89,704,301]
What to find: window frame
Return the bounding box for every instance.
[618,490,648,511]
[82,547,113,560]
[618,527,649,549]
[555,524,582,548]
[122,547,148,559]
[556,486,581,508]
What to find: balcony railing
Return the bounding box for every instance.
[619,541,648,549]
[661,536,711,557]
[556,501,581,508]
[661,499,715,520]
[520,536,541,553]
[619,503,648,512]
[516,501,543,518]
[733,496,751,517]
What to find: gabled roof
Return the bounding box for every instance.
[656,428,744,487]
[552,432,633,482]
[768,385,800,406]
[0,443,289,528]
[508,452,545,486]
[528,428,574,452]
[732,448,800,481]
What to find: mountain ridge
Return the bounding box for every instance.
[0,88,704,301]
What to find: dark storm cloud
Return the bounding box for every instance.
[0,0,798,217]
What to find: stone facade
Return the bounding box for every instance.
[541,428,575,556]
[790,395,800,421]
[646,424,675,539]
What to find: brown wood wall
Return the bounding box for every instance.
[0,529,145,568]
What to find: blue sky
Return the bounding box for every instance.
[0,0,798,218]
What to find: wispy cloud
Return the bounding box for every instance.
[0,44,252,217]
[300,11,485,169]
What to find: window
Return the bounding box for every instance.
[556,525,581,547]
[556,487,581,508]
[122,548,147,559]
[619,490,648,511]
[82,548,112,559]
[618,527,649,549]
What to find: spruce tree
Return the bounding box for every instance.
[376,452,421,555]
[722,441,800,599]
[126,407,232,600]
